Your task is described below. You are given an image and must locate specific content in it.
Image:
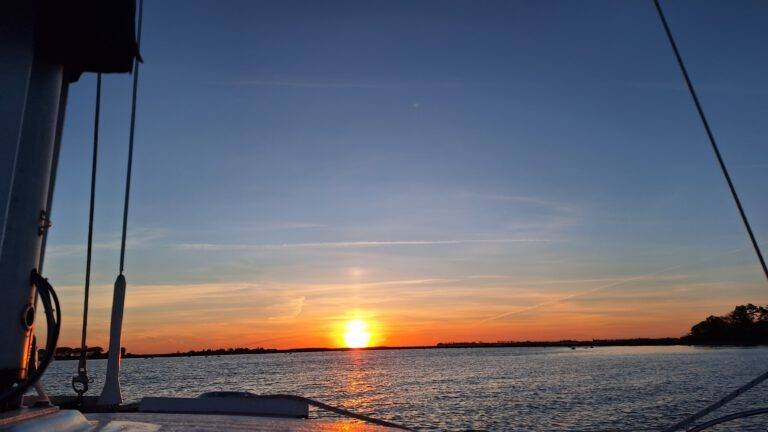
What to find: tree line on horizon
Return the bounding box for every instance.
[46,346,125,360]
[47,346,277,360]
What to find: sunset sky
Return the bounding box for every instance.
[45,0,768,353]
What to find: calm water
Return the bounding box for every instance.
[42,346,768,431]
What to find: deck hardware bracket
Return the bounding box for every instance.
[38,210,52,236]
[21,304,35,329]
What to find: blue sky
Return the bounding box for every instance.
[45,0,768,352]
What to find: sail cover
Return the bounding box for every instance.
[36,0,140,82]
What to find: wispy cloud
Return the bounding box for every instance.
[268,296,306,321]
[208,78,503,90]
[458,191,575,213]
[466,274,510,280]
[174,238,552,252]
[623,80,768,96]
[45,227,166,257]
[238,221,326,231]
[218,79,388,88]
[293,278,456,295]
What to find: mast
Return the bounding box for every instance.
[0,2,66,411]
[0,0,139,413]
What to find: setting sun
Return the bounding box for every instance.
[343,319,371,348]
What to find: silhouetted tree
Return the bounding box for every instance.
[683,304,768,345]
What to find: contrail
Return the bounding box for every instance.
[481,248,745,323]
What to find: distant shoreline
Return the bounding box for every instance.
[53,337,703,360]
[51,304,768,360]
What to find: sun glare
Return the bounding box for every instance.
[344,319,371,348]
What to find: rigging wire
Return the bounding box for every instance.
[653,0,768,430]
[96,0,144,406]
[662,369,768,432]
[119,0,143,274]
[685,407,768,432]
[73,73,101,399]
[653,0,768,283]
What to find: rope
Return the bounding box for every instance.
[73,72,102,398]
[119,0,143,274]
[253,394,415,430]
[0,271,61,405]
[653,0,768,429]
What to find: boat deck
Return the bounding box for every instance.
[86,412,394,431]
[6,398,401,431]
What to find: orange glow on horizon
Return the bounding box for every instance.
[49,278,760,354]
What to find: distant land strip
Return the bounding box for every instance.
[50,338,684,360]
[48,304,768,360]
